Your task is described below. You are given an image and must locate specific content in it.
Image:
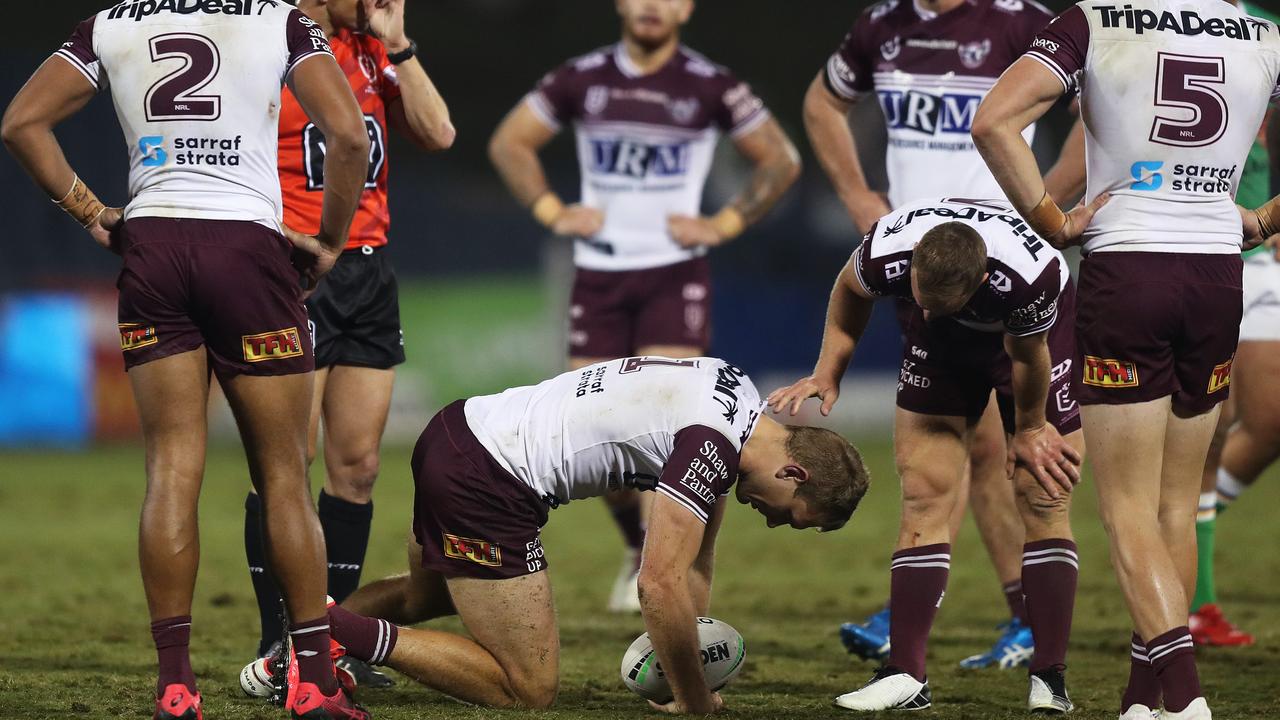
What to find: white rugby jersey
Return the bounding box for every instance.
[464,357,764,523]
[526,45,770,271]
[855,198,1069,335]
[55,0,334,225]
[824,0,1054,208]
[1027,0,1280,253]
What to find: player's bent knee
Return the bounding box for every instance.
[330,453,380,501]
[510,670,558,709]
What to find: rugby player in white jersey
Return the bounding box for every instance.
[802,0,1089,670]
[771,197,1103,712]
[2,2,372,718]
[244,357,867,714]
[488,0,801,614]
[973,2,1280,717]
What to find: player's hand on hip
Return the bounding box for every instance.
[88,206,125,255]
[1010,423,1081,499]
[668,214,724,248]
[648,691,724,715]
[282,224,340,298]
[552,204,605,238]
[766,375,840,417]
[363,0,408,51]
[845,190,891,236]
[1049,192,1110,250]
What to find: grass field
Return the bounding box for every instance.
[2,442,1278,720]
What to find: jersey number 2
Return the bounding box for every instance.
[145,34,221,122]
[1150,52,1227,148]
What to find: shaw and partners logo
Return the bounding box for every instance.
[589,138,690,179]
[878,90,983,135]
[242,327,303,362]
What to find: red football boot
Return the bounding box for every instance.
[154,683,202,720]
[1189,603,1255,647]
[283,635,367,719]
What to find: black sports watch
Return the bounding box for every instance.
[386,39,417,65]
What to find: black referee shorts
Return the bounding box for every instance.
[306,245,405,370]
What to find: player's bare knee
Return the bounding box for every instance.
[511,670,558,709]
[330,452,380,502]
[899,470,957,520]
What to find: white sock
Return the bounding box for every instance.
[1196,492,1216,522]
[1216,468,1247,507]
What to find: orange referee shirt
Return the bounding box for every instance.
[278,29,401,250]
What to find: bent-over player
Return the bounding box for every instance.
[3,4,371,719]
[248,357,867,714]
[972,1,1280,717]
[488,0,801,613]
[243,0,455,687]
[803,0,1088,668]
[770,197,1104,713]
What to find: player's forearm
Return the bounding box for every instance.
[317,129,370,250]
[1043,119,1087,206]
[489,136,552,208]
[639,573,716,713]
[814,268,872,382]
[972,117,1046,216]
[803,84,878,229]
[391,58,456,151]
[2,122,79,202]
[729,127,800,226]
[1006,335,1052,432]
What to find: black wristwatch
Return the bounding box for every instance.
[386,39,417,65]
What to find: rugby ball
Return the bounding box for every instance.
[620,617,746,703]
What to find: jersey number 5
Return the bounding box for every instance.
[1150,52,1227,148]
[145,34,221,122]
[303,117,386,190]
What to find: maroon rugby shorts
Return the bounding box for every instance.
[116,217,313,379]
[896,281,1081,435]
[1074,252,1241,413]
[568,256,710,358]
[411,400,550,580]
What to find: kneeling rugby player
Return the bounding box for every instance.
[251,356,868,713]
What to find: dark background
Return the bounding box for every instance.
[0,0,1082,289]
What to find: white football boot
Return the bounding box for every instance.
[607,549,642,613]
[1028,669,1073,713]
[834,667,931,711]
[1119,706,1159,720]
[1158,698,1212,719]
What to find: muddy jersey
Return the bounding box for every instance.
[279,30,400,249]
[55,0,334,225]
[1027,0,1280,254]
[854,198,1068,335]
[824,0,1053,208]
[464,357,764,523]
[526,45,770,271]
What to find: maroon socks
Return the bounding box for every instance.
[328,603,399,666]
[887,543,950,681]
[289,617,339,696]
[1123,633,1161,712]
[1022,539,1078,672]
[610,501,646,553]
[151,615,196,695]
[1002,580,1027,625]
[1147,627,1201,713]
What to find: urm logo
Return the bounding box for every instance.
[1130,161,1164,191]
[878,90,984,135]
[589,139,689,179]
[139,136,167,167]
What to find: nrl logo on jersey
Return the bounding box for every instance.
[108,0,280,21]
[881,36,902,61]
[1093,6,1271,41]
[585,85,609,115]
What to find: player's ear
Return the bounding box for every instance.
[778,464,809,484]
[679,0,695,24]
